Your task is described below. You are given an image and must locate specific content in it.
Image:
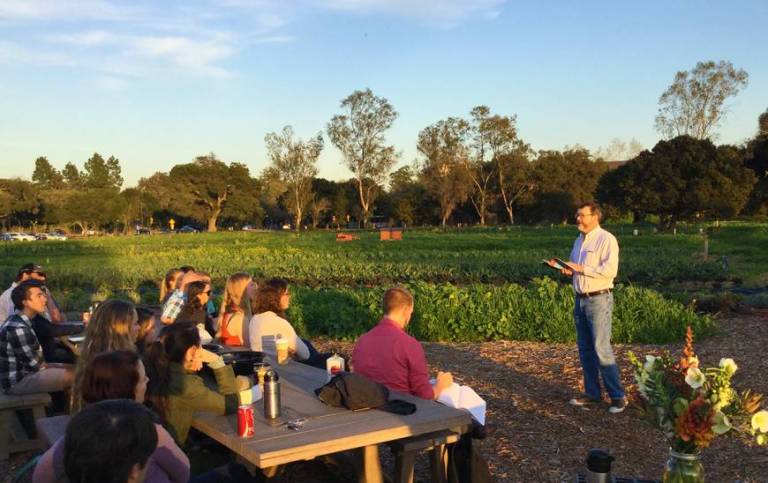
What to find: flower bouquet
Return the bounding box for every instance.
[628,327,768,482]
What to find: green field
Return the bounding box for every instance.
[2,223,766,343]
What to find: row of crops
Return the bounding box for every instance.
[1,225,759,343]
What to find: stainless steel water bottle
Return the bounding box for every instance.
[585,449,614,483]
[263,368,281,420]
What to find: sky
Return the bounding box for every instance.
[1,0,767,187]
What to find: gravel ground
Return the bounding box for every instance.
[3,311,767,483]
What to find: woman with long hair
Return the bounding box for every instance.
[248,278,310,361]
[71,299,139,410]
[34,351,190,483]
[215,273,254,346]
[159,268,183,304]
[142,322,248,445]
[177,281,214,341]
[135,305,157,353]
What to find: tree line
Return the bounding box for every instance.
[1,61,767,232]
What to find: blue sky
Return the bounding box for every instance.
[1,0,766,187]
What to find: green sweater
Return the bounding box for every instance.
[166,362,239,445]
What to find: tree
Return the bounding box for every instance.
[417,117,473,226]
[62,188,121,233]
[594,138,644,161]
[495,145,534,225]
[523,148,608,224]
[0,179,41,228]
[32,157,64,189]
[145,154,259,232]
[265,126,323,231]
[327,88,398,227]
[655,60,748,140]
[83,153,123,189]
[463,106,497,225]
[744,108,768,216]
[0,189,12,228]
[62,162,82,189]
[597,136,756,227]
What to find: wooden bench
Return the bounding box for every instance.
[0,392,51,460]
[389,429,462,483]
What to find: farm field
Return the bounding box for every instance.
[2,222,766,344]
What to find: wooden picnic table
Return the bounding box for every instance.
[191,357,472,482]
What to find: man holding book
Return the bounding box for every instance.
[549,201,626,414]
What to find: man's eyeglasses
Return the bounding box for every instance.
[575,212,594,219]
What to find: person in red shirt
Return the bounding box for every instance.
[352,287,453,400]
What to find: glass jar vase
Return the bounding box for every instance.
[662,449,704,483]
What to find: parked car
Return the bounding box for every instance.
[5,232,36,241]
[177,225,199,233]
[135,226,152,235]
[35,232,68,241]
[242,225,255,231]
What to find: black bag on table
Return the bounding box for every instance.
[315,372,417,415]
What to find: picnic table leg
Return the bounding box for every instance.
[429,443,447,483]
[394,448,415,483]
[354,445,383,483]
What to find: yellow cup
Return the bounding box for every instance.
[275,338,289,365]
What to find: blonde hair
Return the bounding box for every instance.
[383,287,413,315]
[72,300,137,411]
[219,272,252,318]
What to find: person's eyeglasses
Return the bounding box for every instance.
[203,290,212,295]
[575,212,594,219]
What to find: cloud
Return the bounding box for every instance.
[127,35,235,77]
[0,41,76,66]
[48,30,115,46]
[315,0,506,25]
[0,0,139,22]
[94,75,127,91]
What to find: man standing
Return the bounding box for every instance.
[550,202,625,414]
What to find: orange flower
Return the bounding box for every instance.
[676,398,715,448]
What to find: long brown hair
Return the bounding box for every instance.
[252,278,288,317]
[142,322,201,423]
[72,300,137,411]
[80,351,141,404]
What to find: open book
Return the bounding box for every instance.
[437,383,486,426]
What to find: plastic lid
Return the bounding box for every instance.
[264,369,279,382]
[586,449,613,473]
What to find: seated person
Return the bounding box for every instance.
[30,313,82,364]
[160,271,204,325]
[62,399,158,483]
[0,280,74,396]
[71,299,139,410]
[33,350,190,483]
[160,268,183,305]
[176,281,215,343]
[143,322,249,446]
[135,305,157,353]
[0,263,63,323]
[352,287,453,400]
[248,279,310,362]
[215,272,254,346]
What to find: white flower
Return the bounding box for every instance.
[644,355,657,372]
[712,411,732,435]
[685,367,706,389]
[719,358,738,375]
[752,410,768,433]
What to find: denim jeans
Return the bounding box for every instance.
[574,292,624,400]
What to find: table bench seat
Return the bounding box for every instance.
[0,392,52,460]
